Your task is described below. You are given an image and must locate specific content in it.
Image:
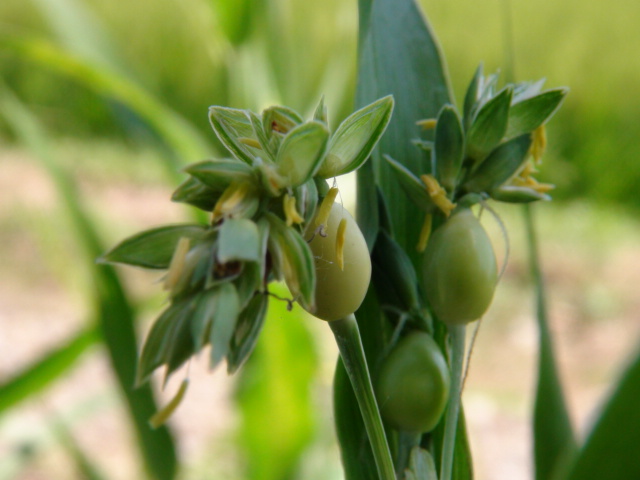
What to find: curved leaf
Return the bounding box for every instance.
[564,343,640,480]
[276,120,329,186]
[506,88,569,138]
[100,225,207,269]
[318,95,394,178]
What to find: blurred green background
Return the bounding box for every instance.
[1,0,639,479]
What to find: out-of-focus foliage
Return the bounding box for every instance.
[234,287,318,480]
[0,0,357,140]
[2,0,640,207]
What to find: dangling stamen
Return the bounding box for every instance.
[164,237,190,291]
[213,182,249,220]
[238,137,262,149]
[336,218,347,270]
[417,213,433,252]
[530,125,547,163]
[283,193,304,226]
[420,174,456,217]
[149,378,189,429]
[312,187,339,237]
[416,118,437,130]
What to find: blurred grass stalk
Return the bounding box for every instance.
[0,85,178,480]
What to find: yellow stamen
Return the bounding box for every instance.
[416,118,437,130]
[149,379,189,429]
[164,237,190,291]
[283,193,304,226]
[530,125,547,163]
[238,137,262,149]
[527,178,555,193]
[213,182,249,220]
[420,174,456,217]
[417,213,433,253]
[336,218,347,270]
[519,161,537,179]
[313,187,339,234]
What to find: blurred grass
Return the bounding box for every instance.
[1,0,639,207]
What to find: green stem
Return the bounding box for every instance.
[397,431,421,477]
[329,314,396,480]
[440,324,466,480]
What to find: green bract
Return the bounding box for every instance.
[304,202,371,321]
[375,332,450,433]
[422,208,497,325]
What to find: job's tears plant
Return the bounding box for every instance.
[101,61,566,478]
[100,96,393,423]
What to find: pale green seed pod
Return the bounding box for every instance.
[376,332,450,433]
[304,202,371,321]
[422,208,497,324]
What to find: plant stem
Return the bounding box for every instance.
[440,324,466,480]
[329,314,396,480]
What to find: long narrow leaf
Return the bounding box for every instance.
[564,342,640,480]
[0,34,210,168]
[0,327,99,414]
[0,87,178,480]
[355,0,452,263]
[524,205,576,480]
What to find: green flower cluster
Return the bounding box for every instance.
[386,64,567,234]
[101,96,393,387]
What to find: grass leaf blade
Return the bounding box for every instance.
[564,343,640,480]
[524,205,577,480]
[0,327,99,414]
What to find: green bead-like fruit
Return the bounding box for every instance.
[304,203,371,321]
[423,208,497,324]
[375,332,450,433]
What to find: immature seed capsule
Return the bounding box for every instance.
[422,208,498,324]
[304,202,371,321]
[375,332,450,433]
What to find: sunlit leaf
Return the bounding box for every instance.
[262,105,304,136]
[218,218,260,263]
[466,86,513,161]
[276,121,329,186]
[209,106,257,164]
[506,88,568,138]
[184,159,255,191]
[318,95,394,178]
